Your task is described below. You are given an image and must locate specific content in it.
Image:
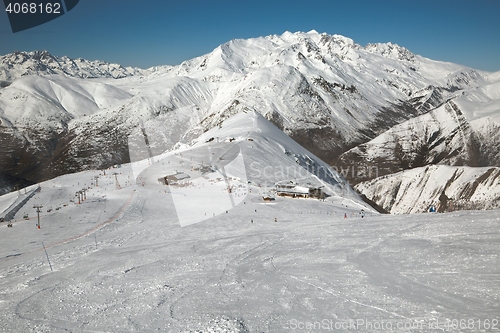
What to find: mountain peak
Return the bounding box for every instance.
[365,42,415,62]
[306,29,319,34]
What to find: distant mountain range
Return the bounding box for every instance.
[1,31,499,212]
[0,50,170,81]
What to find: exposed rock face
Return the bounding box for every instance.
[355,166,500,214]
[336,90,500,186]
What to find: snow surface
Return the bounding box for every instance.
[1,32,498,196]
[0,50,169,81]
[0,74,132,131]
[0,34,499,331]
[1,167,499,332]
[338,81,500,173]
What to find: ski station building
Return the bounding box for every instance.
[158,173,190,186]
[275,181,324,199]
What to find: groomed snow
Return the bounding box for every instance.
[0,168,499,332]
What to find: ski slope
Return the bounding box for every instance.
[126,110,368,226]
[0,168,499,332]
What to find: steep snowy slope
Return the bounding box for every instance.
[0,75,133,193]
[0,110,369,223]
[0,74,132,130]
[158,30,489,158]
[127,111,368,226]
[336,79,500,184]
[355,165,500,214]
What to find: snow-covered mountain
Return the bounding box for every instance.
[0,74,135,194]
[127,110,370,226]
[163,30,492,158]
[336,81,500,184]
[0,31,499,206]
[355,165,500,214]
[0,50,170,81]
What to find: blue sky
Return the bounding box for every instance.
[1,0,499,71]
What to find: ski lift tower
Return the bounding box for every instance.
[33,204,43,229]
[76,191,82,204]
[113,173,121,190]
[139,120,154,165]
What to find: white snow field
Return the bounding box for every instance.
[1,113,499,332]
[1,169,499,332]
